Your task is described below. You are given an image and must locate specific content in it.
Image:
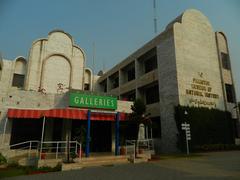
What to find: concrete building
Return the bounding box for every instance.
[96,9,239,152]
[0,9,239,156]
[0,30,132,159]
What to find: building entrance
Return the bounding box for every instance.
[90,121,112,152]
[71,120,112,153]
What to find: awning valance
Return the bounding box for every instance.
[44,109,88,120]
[8,109,43,119]
[7,108,128,121]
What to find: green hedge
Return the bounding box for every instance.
[175,105,236,152]
[194,144,240,152]
[0,153,7,165]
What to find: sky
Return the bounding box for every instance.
[0,0,239,100]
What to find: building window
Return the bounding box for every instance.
[109,72,119,89]
[144,55,157,73]
[121,90,136,101]
[145,84,159,105]
[127,67,135,82]
[151,116,161,138]
[100,79,107,92]
[113,77,119,88]
[225,84,235,103]
[12,73,24,88]
[221,52,230,70]
[84,83,90,90]
[138,47,157,75]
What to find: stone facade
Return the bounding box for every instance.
[0,9,238,153]
[96,9,239,152]
[25,30,86,93]
[0,30,132,150]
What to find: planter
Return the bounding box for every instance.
[40,153,46,160]
[120,147,126,155]
[77,149,84,158]
[29,171,48,175]
[138,149,144,154]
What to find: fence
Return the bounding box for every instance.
[125,140,135,161]
[125,139,154,160]
[0,140,81,161]
[39,141,81,160]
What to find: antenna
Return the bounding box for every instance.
[92,42,95,75]
[92,42,95,91]
[153,0,157,34]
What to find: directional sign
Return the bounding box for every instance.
[181,122,191,155]
[181,124,190,128]
[182,127,190,130]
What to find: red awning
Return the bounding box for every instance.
[7,109,43,119]
[44,109,88,120]
[91,112,115,121]
[7,108,128,121]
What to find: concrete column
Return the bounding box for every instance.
[115,112,120,155]
[111,122,115,153]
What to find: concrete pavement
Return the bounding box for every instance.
[3,151,240,180]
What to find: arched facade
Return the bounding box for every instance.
[84,68,93,90]
[24,30,90,93]
[12,57,27,88]
[40,54,72,93]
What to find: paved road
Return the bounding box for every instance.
[3,151,240,180]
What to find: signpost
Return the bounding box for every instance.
[181,122,191,155]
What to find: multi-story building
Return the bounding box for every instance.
[96,9,239,152]
[0,9,238,157]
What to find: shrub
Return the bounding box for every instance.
[175,105,235,152]
[7,161,19,168]
[194,144,240,152]
[0,153,7,165]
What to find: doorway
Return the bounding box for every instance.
[90,121,112,152]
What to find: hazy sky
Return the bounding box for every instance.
[0,0,239,100]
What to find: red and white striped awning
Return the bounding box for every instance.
[7,108,128,121]
[7,109,43,119]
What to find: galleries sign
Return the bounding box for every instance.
[69,93,117,110]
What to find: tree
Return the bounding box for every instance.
[128,99,150,141]
[129,98,146,123]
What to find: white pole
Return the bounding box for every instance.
[2,117,8,144]
[40,116,46,160]
[79,143,82,161]
[56,142,59,159]
[185,130,189,155]
[28,141,32,158]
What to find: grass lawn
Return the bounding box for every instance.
[0,167,26,179]
[0,163,61,179]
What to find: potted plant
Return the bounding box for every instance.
[120,146,126,155]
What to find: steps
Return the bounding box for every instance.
[62,155,129,171]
